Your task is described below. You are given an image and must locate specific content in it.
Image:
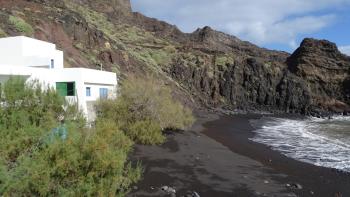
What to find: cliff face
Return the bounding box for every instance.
[0,0,349,115]
[170,47,309,113]
[287,39,350,112]
[170,38,350,114]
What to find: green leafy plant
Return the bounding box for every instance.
[8,15,34,35]
[96,76,195,145]
[0,27,6,38]
[0,77,141,196]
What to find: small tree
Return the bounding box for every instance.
[0,77,68,162]
[96,75,195,144]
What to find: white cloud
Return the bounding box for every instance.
[339,46,350,55]
[131,0,350,49]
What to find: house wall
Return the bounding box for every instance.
[67,68,118,85]
[0,36,24,55]
[0,36,64,69]
[57,68,117,120]
[0,66,117,122]
[21,36,56,57]
[84,83,116,122]
[84,83,116,101]
[0,37,117,122]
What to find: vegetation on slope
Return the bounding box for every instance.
[8,15,34,36]
[0,27,6,38]
[64,1,182,72]
[96,76,195,145]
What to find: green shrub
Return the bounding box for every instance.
[0,27,6,38]
[8,15,34,35]
[0,77,67,161]
[215,55,234,66]
[151,50,172,66]
[1,121,141,196]
[128,120,165,145]
[0,77,141,196]
[96,76,195,145]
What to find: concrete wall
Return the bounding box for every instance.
[21,36,56,57]
[0,65,117,122]
[0,37,117,122]
[0,36,24,55]
[84,83,115,101]
[56,68,117,120]
[0,36,64,69]
[67,68,118,85]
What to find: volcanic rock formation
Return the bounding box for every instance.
[0,0,349,115]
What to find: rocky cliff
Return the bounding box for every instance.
[0,0,349,115]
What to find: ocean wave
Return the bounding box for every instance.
[249,116,350,172]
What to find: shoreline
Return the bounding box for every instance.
[202,114,350,197]
[128,112,350,197]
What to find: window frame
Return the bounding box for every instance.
[86,87,91,97]
[99,88,108,99]
[51,59,54,69]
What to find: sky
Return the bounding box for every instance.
[131,0,350,55]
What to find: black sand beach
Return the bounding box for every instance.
[128,113,350,197]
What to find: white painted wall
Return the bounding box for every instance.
[0,65,117,122]
[0,36,24,55]
[0,36,64,69]
[84,83,116,101]
[21,36,56,57]
[0,36,118,122]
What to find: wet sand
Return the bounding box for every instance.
[128,112,350,197]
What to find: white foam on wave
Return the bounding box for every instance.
[249,116,350,172]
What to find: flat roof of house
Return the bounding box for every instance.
[0,36,53,44]
[0,65,117,85]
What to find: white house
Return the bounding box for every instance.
[0,36,118,122]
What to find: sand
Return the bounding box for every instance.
[128,112,350,197]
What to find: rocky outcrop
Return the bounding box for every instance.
[188,26,289,62]
[131,12,186,41]
[170,38,350,115]
[287,38,350,113]
[171,57,306,113]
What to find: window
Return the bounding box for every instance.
[56,82,76,96]
[51,59,54,69]
[67,82,75,96]
[99,88,108,99]
[86,87,91,97]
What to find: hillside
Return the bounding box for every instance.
[0,0,349,115]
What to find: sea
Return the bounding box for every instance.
[249,115,350,172]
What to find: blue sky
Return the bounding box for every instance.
[131,0,350,55]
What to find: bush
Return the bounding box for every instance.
[128,120,165,145]
[0,77,141,196]
[1,121,141,196]
[0,77,68,162]
[0,27,6,38]
[8,15,34,35]
[96,76,195,145]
